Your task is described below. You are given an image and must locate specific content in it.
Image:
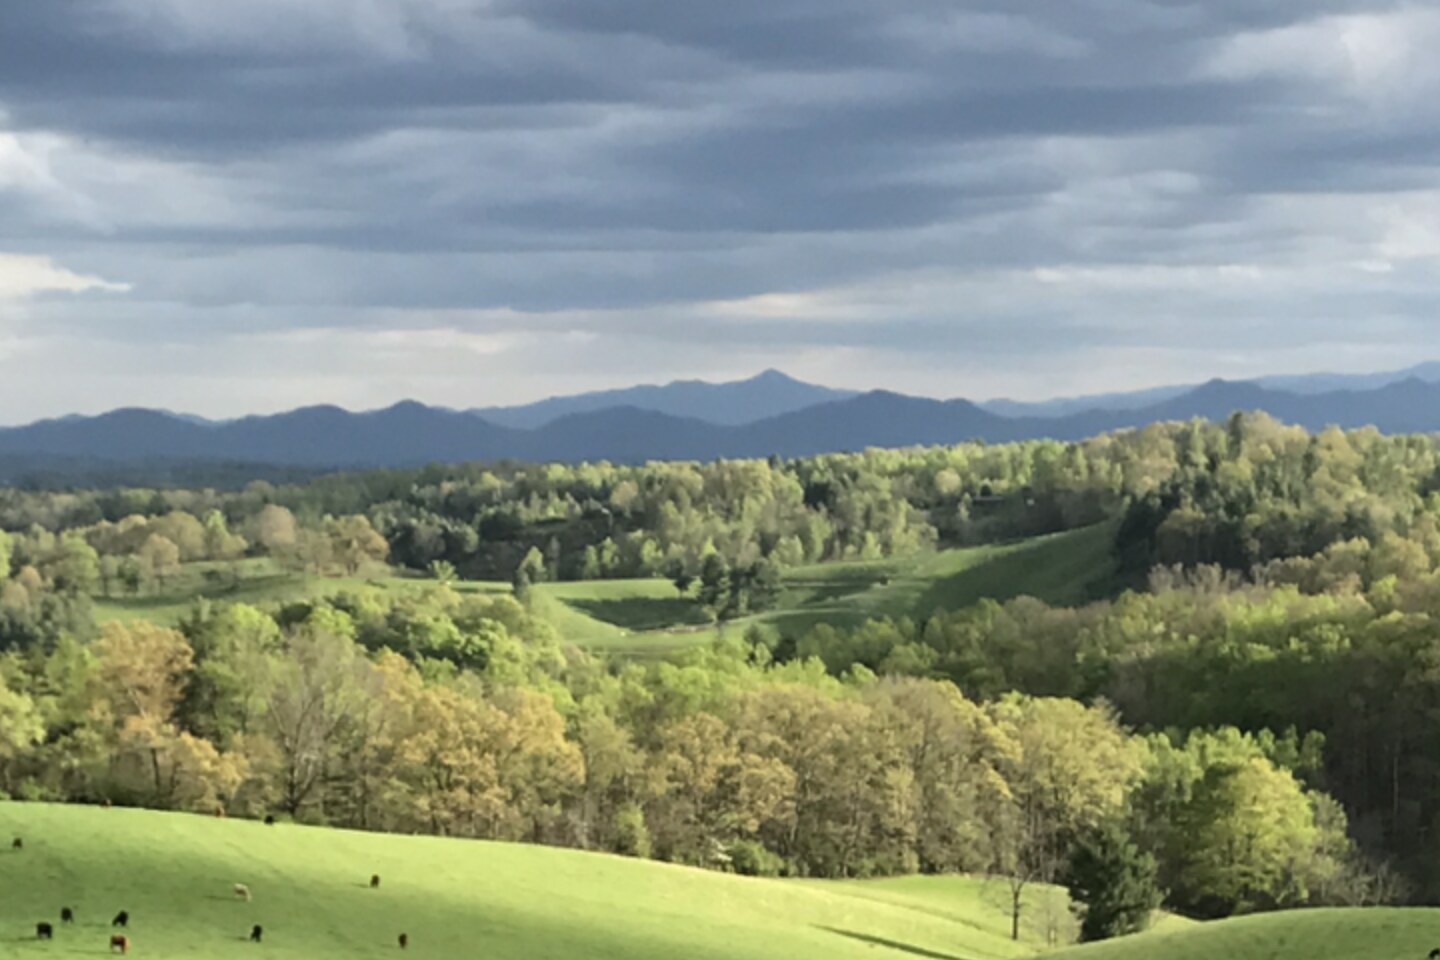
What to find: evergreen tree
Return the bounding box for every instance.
[746,559,782,613]
[513,546,547,601]
[697,554,731,621]
[1063,820,1162,942]
[668,560,694,597]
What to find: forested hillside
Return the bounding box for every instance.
[7,413,1440,944]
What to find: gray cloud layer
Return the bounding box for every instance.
[2,0,1439,419]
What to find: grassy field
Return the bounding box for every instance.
[89,523,1118,657]
[0,803,1055,960]
[758,521,1118,635]
[1045,907,1440,960]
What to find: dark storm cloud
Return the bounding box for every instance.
[2,0,1440,418]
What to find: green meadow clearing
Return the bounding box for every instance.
[0,803,1055,960]
[531,522,1118,654]
[88,523,1117,656]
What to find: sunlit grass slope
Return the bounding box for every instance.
[802,874,1076,948]
[0,803,1044,960]
[1043,907,1440,960]
[761,521,1118,635]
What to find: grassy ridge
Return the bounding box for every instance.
[0,803,1045,960]
[1044,908,1440,960]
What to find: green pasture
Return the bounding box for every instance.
[0,803,1048,960]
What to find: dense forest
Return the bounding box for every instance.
[7,413,1440,939]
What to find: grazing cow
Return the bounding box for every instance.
[110,934,130,954]
[112,910,129,928]
[36,923,54,940]
[234,883,252,902]
[370,874,381,889]
[1429,950,1440,960]
[62,907,75,924]
[263,815,275,826]
[398,933,408,950]
[250,924,263,943]
[12,837,22,849]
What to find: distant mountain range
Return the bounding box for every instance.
[5,367,1440,480]
[471,368,858,428]
[980,360,1440,417]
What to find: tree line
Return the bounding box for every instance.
[9,412,1438,594]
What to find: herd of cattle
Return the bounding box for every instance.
[31,904,131,954]
[9,827,411,954]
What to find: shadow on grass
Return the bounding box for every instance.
[817,927,974,960]
[784,580,881,606]
[568,597,709,631]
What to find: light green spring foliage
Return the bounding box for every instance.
[86,523,1115,663]
[0,803,1043,960]
[90,560,509,627]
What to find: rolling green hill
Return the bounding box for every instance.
[0,803,1052,960]
[542,523,1119,654]
[1043,907,1440,960]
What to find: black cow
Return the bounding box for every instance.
[250,925,264,943]
[36,923,54,940]
[62,907,75,924]
[264,815,276,826]
[370,874,381,889]
[112,910,129,928]
[12,837,22,849]
[398,933,408,950]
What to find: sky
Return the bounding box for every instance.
[4,1,1440,421]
